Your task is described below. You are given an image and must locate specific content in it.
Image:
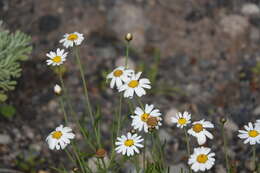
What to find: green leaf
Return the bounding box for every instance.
[0,104,16,118]
[0,93,7,102]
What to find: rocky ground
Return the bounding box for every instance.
[0,0,260,172]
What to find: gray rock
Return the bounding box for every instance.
[215,164,226,173]
[158,129,172,142]
[0,134,11,144]
[169,163,189,173]
[115,56,135,69]
[241,3,260,16]
[250,27,260,42]
[220,15,249,38]
[253,106,260,115]
[164,108,179,126]
[107,3,148,51]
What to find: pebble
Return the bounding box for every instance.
[164,108,179,126]
[107,3,148,51]
[169,163,188,173]
[115,56,135,69]
[215,164,226,173]
[253,105,260,115]
[241,3,260,16]
[0,134,11,145]
[220,15,249,38]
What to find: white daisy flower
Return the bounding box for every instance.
[106,66,134,89]
[188,119,214,145]
[115,132,143,156]
[118,72,151,98]
[46,125,75,150]
[131,104,162,133]
[238,122,260,145]
[171,111,191,128]
[188,147,215,172]
[46,48,67,66]
[59,32,84,48]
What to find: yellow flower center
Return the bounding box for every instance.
[248,130,259,137]
[113,70,123,77]
[141,113,150,122]
[52,131,63,139]
[192,123,203,133]
[128,80,139,88]
[124,139,134,147]
[67,34,78,41]
[196,154,208,163]
[52,56,62,63]
[178,118,187,125]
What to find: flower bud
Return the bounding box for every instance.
[54,84,62,95]
[95,148,107,158]
[125,33,133,42]
[130,129,137,134]
[72,167,79,172]
[220,117,227,124]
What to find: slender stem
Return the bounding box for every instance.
[184,127,192,173]
[58,67,95,151]
[74,47,95,126]
[65,149,76,164]
[59,91,68,124]
[116,94,123,137]
[137,98,144,110]
[101,158,107,170]
[71,144,87,173]
[221,123,230,172]
[253,145,256,171]
[143,134,146,170]
[125,42,129,68]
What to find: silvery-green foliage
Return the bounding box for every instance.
[0,29,32,102]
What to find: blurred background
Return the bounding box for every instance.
[0,0,260,172]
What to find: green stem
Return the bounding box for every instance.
[74,47,95,126]
[253,145,256,171]
[125,42,129,67]
[101,158,107,170]
[221,123,230,173]
[184,127,192,173]
[143,134,146,170]
[58,67,95,151]
[59,89,68,124]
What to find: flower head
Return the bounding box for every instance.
[118,72,151,99]
[107,66,134,89]
[131,104,162,133]
[171,111,191,128]
[46,48,67,66]
[46,125,75,150]
[238,122,260,145]
[115,132,143,156]
[255,119,260,127]
[60,32,84,48]
[188,119,214,145]
[188,147,215,172]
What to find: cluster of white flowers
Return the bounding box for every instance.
[43,32,260,172]
[106,54,164,156]
[170,111,215,172]
[107,68,151,99]
[46,32,84,66]
[45,32,84,150]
